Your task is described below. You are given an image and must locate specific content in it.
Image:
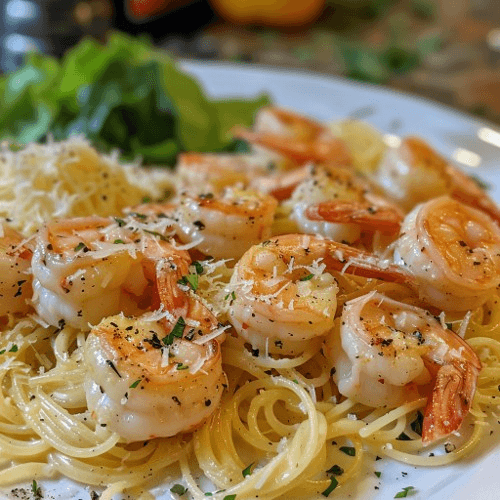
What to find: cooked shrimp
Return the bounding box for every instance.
[325,291,481,444]
[300,196,500,312]
[286,165,403,243]
[376,136,500,221]
[31,215,191,329]
[0,222,32,317]
[233,107,353,167]
[84,313,224,442]
[229,234,341,356]
[176,152,271,194]
[174,187,277,261]
[394,196,500,312]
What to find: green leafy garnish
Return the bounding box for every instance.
[374,471,381,478]
[326,465,344,476]
[339,446,356,456]
[129,379,141,389]
[74,242,86,252]
[178,274,199,291]
[162,317,186,345]
[395,486,415,498]
[176,363,189,370]
[8,344,18,353]
[193,261,204,274]
[114,239,125,244]
[299,273,314,281]
[242,463,254,477]
[321,477,339,497]
[170,484,188,495]
[223,495,237,500]
[0,32,268,165]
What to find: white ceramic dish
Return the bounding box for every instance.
[2,62,500,500]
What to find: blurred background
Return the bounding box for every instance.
[1,0,499,124]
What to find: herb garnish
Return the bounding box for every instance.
[178,274,199,291]
[321,477,339,497]
[394,486,415,498]
[162,317,186,345]
[300,273,314,281]
[170,484,188,495]
[74,242,86,252]
[326,465,344,476]
[242,463,254,477]
[339,446,356,456]
[129,379,141,389]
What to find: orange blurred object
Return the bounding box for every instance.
[208,0,325,27]
[127,0,194,21]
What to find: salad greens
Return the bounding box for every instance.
[0,32,268,164]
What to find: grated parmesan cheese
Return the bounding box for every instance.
[0,136,175,235]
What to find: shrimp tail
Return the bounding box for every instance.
[322,240,413,285]
[231,126,352,166]
[422,361,480,445]
[305,200,404,233]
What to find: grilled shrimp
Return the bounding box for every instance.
[31,215,191,329]
[394,196,500,312]
[233,107,353,167]
[174,187,277,261]
[0,222,32,317]
[375,136,500,222]
[176,152,270,194]
[301,196,500,312]
[84,313,224,442]
[287,166,403,243]
[325,292,481,444]
[228,234,341,356]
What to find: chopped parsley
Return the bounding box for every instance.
[242,463,254,477]
[162,317,186,345]
[374,471,381,478]
[299,273,314,281]
[326,465,344,476]
[74,242,86,252]
[170,484,188,495]
[114,239,125,244]
[8,344,18,353]
[321,476,339,497]
[176,363,189,370]
[339,446,356,456]
[129,379,142,389]
[225,291,236,301]
[394,486,415,498]
[223,495,237,500]
[178,274,199,291]
[114,217,126,227]
[193,260,204,274]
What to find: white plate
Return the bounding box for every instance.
[3,62,500,500]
